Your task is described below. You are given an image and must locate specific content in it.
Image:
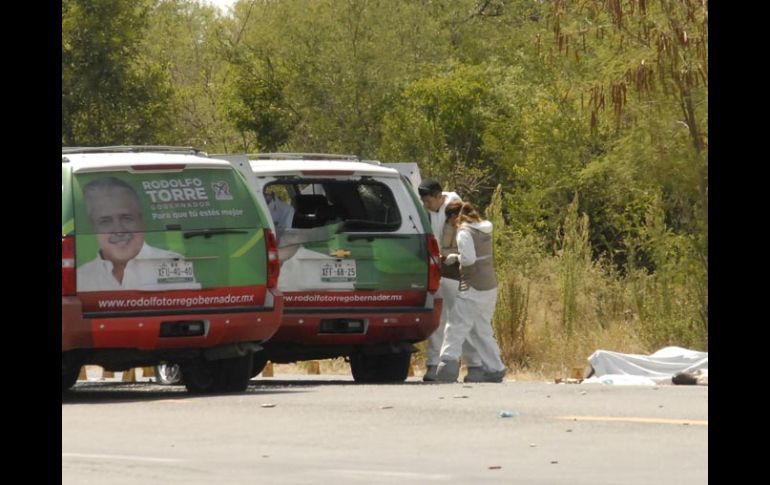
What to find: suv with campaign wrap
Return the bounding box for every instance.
[220,153,442,382]
[62,146,283,393]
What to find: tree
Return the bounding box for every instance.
[62,0,173,145]
[143,0,243,152]
[228,0,453,155]
[554,0,706,264]
[379,63,507,204]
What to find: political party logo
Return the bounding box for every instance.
[212,180,233,200]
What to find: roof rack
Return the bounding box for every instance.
[250,153,360,161]
[61,145,205,155]
[247,152,384,166]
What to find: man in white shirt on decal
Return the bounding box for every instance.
[77,176,201,292]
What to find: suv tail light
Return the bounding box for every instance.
[62,235,76,296]
[426,234,441,293]
[264,229,280,289]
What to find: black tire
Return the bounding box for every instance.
[155,364,183,385]
[181,354,254,394]
[62,367,80,392]
[350,351,412,383]
[216,353,255,392]
[181,361,217,393]
[250,355,268,378]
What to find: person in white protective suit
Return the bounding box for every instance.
[417,179,484,382]
[434,201,507,383]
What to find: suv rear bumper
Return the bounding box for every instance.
[268,300,442,346]
[62,291,284,352]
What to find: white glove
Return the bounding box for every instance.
[443,253,459,266]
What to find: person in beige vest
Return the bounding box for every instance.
[435,201,507,383]
[417,179,482,382]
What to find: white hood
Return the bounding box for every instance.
[462,220,493,234]
[443,191,462,205]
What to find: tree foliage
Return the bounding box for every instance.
[62,0,173,145]
[141,0,240,150]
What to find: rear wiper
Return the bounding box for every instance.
[342,219,400,231]
[183,229,249,239]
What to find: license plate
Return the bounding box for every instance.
[321,260,356,282]
[157,260,195,284]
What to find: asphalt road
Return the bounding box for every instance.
[62,375,708,484]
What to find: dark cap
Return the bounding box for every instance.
[418,178,442,197]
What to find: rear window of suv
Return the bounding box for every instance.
[73,169,265,234]
[268,180,401,231]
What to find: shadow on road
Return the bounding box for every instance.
[62,377,428,404]
[251,378,429,388]
[62,381,310,405]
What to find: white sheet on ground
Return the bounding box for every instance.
[588,346,708,379]
[582,374,660,386]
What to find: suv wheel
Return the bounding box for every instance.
[181,354,254,394]
[251,355,268,378]
[155,364,183,385]
[350,351,412,383]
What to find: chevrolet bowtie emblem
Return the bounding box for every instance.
[330,249,351,258]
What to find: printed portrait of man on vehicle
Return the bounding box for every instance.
[77,176,201,292]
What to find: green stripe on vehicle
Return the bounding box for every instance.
[232,231,264,258]
[62,218,74,235]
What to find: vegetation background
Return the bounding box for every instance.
[62,0,707,378]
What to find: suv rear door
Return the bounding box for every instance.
[72,163,273,311]
[263,175,436,307]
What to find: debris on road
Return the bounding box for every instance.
[555,378,582,384]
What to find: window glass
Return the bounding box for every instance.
[266,180,401,230]
[73,168,264,234]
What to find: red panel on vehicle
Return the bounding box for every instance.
[271,300,442,345]
[300,170,355,176]
[282,290,426,308]
[89,308,281,350]
[78,285,267,313]
[130,164,186,171]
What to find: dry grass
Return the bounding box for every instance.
[265,360,559,381]
[268,358,351,376]
[268,197,706,383]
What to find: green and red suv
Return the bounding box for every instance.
[62,146,283,393]
[223,153,442,382]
